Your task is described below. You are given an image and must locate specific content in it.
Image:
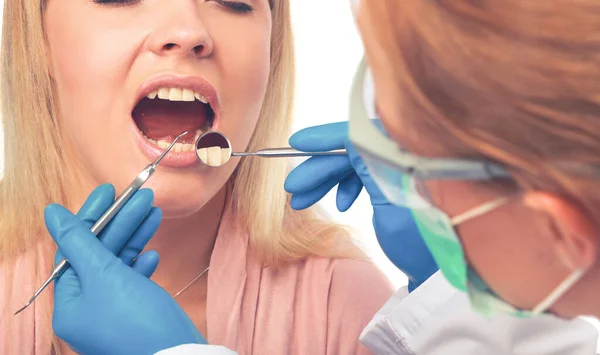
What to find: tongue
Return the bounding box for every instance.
[132,98,211,142]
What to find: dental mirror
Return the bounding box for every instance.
[195,131,348,167]
[195,131,232,167]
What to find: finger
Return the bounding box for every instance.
[46,204,119,276]
[345,141,390,206]
[96,189,154,256]
[55,184,116,262]
[131,250,160,278]
[52,217,84,297]
[118,207,162,266]
[285,155,353,193]
[289,122,348,152]
[53,256,83,300]
[77,184,116,227]
[336,173,363,212]
[290,172,350,210]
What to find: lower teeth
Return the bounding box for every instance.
[156,140,193,152]
[143,128,207,153]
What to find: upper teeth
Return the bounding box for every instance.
[146,88,208,104]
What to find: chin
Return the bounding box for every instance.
[152,187,215,220]
[156,199,208,219]
[144,174,223,219]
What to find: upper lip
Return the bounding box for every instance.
[132,74,220,118]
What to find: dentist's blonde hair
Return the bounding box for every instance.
[0,0,362,353]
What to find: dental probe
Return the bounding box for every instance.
[231,148,347,158]
[14,131,188,316]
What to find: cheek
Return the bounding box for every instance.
[457,198,565,309]
[211,24,272,150]
[426,181,549,306]
[45,5,141,131]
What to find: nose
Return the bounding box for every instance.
[147,7,213,58]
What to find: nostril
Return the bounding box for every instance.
[160,43,204,54]
[193,45,204,55]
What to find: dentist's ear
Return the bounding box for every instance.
[524,192,598,271]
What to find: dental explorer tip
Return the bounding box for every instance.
[150,131,189,168]
[166,131,187,149]
[14,300,32,315]
[177,131,188,140]
[166,131,187,150]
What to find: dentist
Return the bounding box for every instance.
[45,0,599,354]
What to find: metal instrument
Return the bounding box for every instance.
[231,147,347,158]
[14,131,188,316]
[194,131,347,167]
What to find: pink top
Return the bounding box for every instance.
[1,205,394,354]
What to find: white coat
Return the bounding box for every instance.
[155,271,598,355]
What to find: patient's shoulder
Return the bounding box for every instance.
[301,257,393,297]
[301,256,394,313]
[300,257,394,353]
[328,258,394,307]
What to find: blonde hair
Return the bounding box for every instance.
[0,0,363,352]
[233,1,362,266]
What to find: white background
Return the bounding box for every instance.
[1,0,599,349]
[289,1,408,289]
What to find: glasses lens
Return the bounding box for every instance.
[363,68,379,119]
[351,60,434,209]
[357,147,432,209]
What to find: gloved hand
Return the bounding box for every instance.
[285,122,438,291]
[49,184,206,355]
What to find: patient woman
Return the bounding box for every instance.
[0,0,393,354]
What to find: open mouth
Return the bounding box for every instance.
[132,87,215,153]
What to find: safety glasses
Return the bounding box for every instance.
[347,57,510,208]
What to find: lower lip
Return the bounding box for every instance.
[132,123,200,168]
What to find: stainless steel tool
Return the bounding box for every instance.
[14,131,188,316]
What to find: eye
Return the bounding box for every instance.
[93,0,139,6]
[212,0,254,14]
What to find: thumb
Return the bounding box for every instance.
[344,140,389,206]
[45,204,118,277]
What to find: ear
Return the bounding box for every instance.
[524,192,598,271]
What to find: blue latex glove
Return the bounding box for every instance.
[285,122,438,291]
[49,184,206,355]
